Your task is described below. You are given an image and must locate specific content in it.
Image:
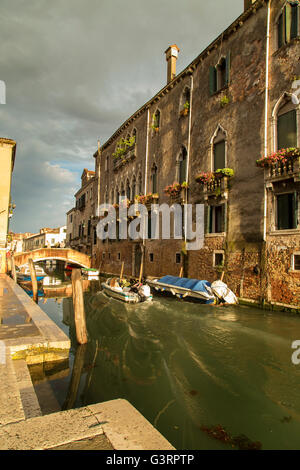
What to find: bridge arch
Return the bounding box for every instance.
[13,248,92,269]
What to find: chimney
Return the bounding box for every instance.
[244,0,256,11]
[165,45,180,84]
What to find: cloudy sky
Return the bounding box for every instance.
[1,0,243,233]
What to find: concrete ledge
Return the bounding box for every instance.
[2,275,70,363]
[0,400,175,450]
[88,399,175,450]
[239,297,300,314]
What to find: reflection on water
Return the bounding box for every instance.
[32,276,300,450]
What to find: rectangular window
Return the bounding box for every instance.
[277,193,298,230]
[93,227,97,245]
[213,141,226,170]
[277,109,297,149]
[278,4,299,48]
[149,253,154,262]
[214,252,224,267]
[175,253,181,264]
[208,205,225,234]
[102,252,105,260]
[117,252,121,260]
[293,254,300,271]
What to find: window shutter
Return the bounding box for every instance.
[205,205,211,234]
[286,4,292,42]
[278,12,284,48]
[225,51,231,85]
[209,67,217,96]
[221,204,226,233]
[291,4,298,39]
[293,192,298,229]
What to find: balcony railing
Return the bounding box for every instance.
[264,157,300,183]
[113,146,136,172]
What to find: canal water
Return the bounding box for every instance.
[29,268,300,450]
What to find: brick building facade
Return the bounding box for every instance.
[67,0,300,308]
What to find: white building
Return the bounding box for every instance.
[23,226,67,251]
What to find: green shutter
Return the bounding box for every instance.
[278,12,284,48]
[286,3,292,42]
[205,205,211,234]
[277,109,297,150]
[209,66,217,96]
[293,192,298,229]
[225,51,231,85]
[291,4,298,39]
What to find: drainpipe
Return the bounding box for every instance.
[144,108,150,196]
[263,0,271,242]
[262,0,271,304]
[184,72,194,243]
[140,107,150,280]
[181,72,194,277]
[185,73,193,210]
[97,140,101,218]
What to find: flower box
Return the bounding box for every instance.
[256,148,300,168]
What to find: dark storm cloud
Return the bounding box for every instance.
[0,0,243,232]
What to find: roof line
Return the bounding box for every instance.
[94,0,265,156]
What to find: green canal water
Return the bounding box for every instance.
[32,273,300,450]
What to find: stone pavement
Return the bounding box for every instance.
[0,274,174,450]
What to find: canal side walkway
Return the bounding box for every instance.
[0,274,174,450]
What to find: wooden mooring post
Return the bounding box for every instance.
[11,255,17,283]
[120,261,124,282]
[28,258,38,302]
[71,268,88,345]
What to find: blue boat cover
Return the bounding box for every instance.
[158,276,211,293]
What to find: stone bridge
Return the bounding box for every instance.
[13,248,92,269]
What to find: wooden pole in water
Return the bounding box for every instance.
[71,268,88,345]
[220,271,225,282]
[120,261,124,282]
[28,258,38,302]
[138,254,144,283]
[11,255,17,283]
[179,266,183,278]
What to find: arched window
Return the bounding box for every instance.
[209,53,231,95]
[277,2,299,49]
[180,88,190,115]
[137,173,143,195]
[152,110,161,131]
[105,155,109,172]
[211,126,227,171]
[131,175,136,200]
[178,147,187,184]
[151,165,158,193]
[217,58,227,90]
[272,93,299,151]
[126,179,131,200]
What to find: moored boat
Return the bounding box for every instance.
[101,278,152,303]
[146,276,238,305]
[16,264,47,283]
[81,267,100,278]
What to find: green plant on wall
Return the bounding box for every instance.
[220,95,230,107]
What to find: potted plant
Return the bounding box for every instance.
[180,101,190,117]
[256,148,300,168]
